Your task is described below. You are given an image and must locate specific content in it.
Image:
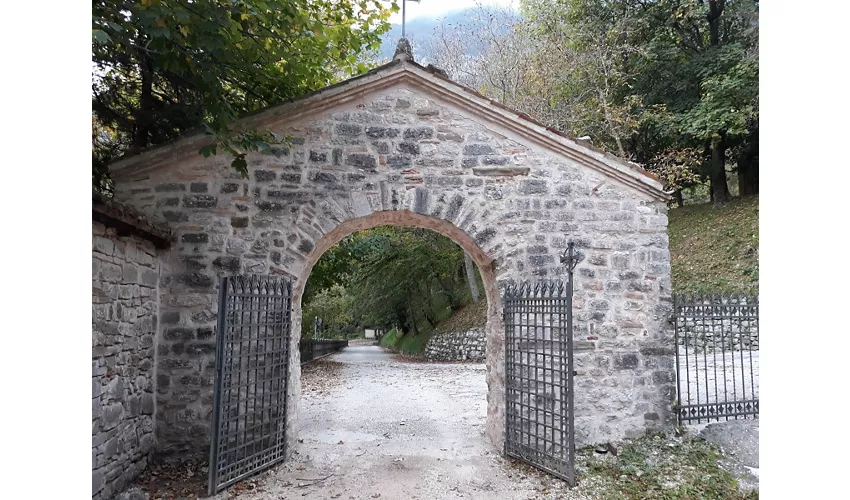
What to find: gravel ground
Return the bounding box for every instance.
[128,345,757,499]
[679,351,759,407]
[213,346,585,500]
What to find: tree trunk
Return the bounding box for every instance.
[133,50,155,150]
[408,305,419,335]
[674,190,684,208]
[710,136,732,204]
[738,128,759,196]
[737,152,758,196]
[463,252,480,302]
[706,1,732,204]
[707,0,725,46]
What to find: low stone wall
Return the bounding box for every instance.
[92,196,171,499]
[674,296,759,352]
[676,322,759,352]
[423,327,486,361]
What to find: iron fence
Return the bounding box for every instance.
[673,293,759,424]
[299,338,348,364]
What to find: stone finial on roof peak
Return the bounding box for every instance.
[393,38,414,62]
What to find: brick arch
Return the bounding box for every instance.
[288,209,506,450]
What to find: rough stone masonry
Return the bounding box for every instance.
[424,328,487,362]
[107,54,675,463]
[92,224,159,499]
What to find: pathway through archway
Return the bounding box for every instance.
[219,346,571,500]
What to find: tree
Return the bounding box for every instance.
[463,253,480,302]
[92,0,397,192]
[427,0,758,205]
[301,226,483,338]
[624,0,759,203]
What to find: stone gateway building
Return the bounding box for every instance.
[95,43,674,497]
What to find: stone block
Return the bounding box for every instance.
[463,144,494,155]
[365,126,399,138]
[255,170,276,182]
[176,273,214,290]
[403,126,434,140]
[615,354,639,370]
[345,153,377,169]
[164,327,194,341]
[519,179,548,194]
[93,469,104,495]
[141,393,155,415]
[387,155,412,168]
[182,195,217,208]
[181,233,209,244]
[335,123,362,136]
[122,264,138,283]
[102,403,123,427]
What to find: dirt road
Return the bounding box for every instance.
[217,345,572,500]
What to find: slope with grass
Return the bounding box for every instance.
[668,195,759,295]
[380,299,488,356]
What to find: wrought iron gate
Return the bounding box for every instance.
[208,275,293,495]
[503,243,579,486]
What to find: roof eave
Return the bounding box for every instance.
[108,60,668,202]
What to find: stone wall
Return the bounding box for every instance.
[92,220,162,499]
[111,82,674,454]
[674,296,759,352]
[424,328,486,361]
[676,320,759,352]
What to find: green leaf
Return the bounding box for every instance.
[92,29,111,43]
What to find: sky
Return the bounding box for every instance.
[387,0,519,24]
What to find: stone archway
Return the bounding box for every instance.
[289,210,506,451]
[108,56,674,461]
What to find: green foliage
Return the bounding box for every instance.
[395,331,434,355]
[302,284,354,339]
[669,195,759,294]
[302,226,483,340]
[92,0,397,189]
[379,327,400,348]
[378,327,435,355]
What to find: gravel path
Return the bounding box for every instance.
[213,346,577,500]
[678,351,759,409]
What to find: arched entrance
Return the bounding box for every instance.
[107,50,674,496]
[289,210,505,451]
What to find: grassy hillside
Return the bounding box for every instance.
[668,195,759,295]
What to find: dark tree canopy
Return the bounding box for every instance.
[302,227,482,339]
[92,0,397,191]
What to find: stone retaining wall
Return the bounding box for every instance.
[676,322,759,352]
[424,327,486,361]
[92,220,161,499]
[675,297,759,352]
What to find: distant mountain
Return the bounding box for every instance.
[378,9,481,63]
